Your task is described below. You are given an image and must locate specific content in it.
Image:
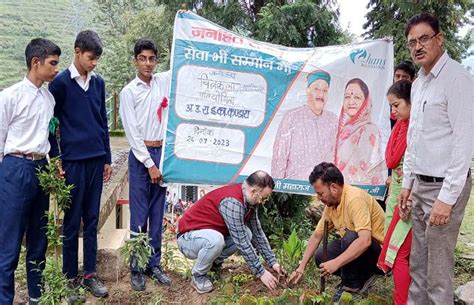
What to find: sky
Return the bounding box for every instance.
[338,0,369,39]
[337,0,474,70]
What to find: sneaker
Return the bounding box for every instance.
[29,298,39,305]
[144,266,172,286]
[131,271,146,291]
[191,274,214,294]
[82,275,108,298]
[67,277,86,304]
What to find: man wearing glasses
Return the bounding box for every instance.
[177,171,286,294]
[398,13,473,304]
[119,39,172,291]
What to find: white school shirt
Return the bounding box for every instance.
[0,77,55,162]
[119,71,171,168]
[69,63,96,91]
[402,52,474,205]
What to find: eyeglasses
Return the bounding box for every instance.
[136,56,157,64]
[406,33,438,49]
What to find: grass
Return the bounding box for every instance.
[457,160,474,255]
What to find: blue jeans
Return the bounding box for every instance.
[177,227,252,276]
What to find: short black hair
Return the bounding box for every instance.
[394,60,416,79]
[74,30,103,56]
[246,170,275,190]
[387,79,412,104]
[405,12,440,37]
[309,162,344,186]
[25,38,61,70]
[345,78,369,99]
[134,39,158,58]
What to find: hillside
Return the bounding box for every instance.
[0,0,100,90]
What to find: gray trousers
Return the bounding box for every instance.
[408,174,471,305]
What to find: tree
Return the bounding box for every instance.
[94,0,351,92]
[363,0,473,64]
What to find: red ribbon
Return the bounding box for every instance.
[157,97,168,122]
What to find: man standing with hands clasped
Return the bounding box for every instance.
[398,13,473,305]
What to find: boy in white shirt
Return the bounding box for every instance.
[0,38,61,304]
[119,39,171,291]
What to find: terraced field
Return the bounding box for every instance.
[0,0,99,90]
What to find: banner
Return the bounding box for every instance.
[162,11,393,198]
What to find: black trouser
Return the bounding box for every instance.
[314,230,382,289]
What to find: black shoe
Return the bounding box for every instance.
[144,266,172,286]
[67,277,86,304]
[82,275,109,298]
[131,271,146,291]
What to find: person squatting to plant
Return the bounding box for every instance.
[0,38,61,305]
[288,162,385,303]
[119,38,172,291]
[48,30,112,300]
[177,171,286,294]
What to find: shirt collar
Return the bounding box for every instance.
[68,63,96,79]
[133,74,155,87]
[22,77,44,95]
[420,51,449,78]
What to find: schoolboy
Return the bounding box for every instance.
[0,38,61,304]
[49,30,111,298]
[119,38,171,291]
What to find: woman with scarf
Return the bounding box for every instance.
[377,80,412,305]
[334,78,385,185]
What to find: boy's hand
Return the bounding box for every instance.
[55,159,65,179]
[103,164,112,182]
[148,165,162,184]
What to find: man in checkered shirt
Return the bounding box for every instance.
[177,171,286,294]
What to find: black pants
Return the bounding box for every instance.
[315,230,382,289]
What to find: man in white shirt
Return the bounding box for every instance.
[0,38,61,305]
[398,13,473,304]
[119,39,172,291]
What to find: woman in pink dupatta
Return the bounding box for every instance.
[335,78,385,185]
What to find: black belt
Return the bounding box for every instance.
[417,174,444,183]
[417,169,471,183]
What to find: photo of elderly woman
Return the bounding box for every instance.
[334,78,385,185]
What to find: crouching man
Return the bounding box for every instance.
[177,170,285,293]
[289,162,385,302]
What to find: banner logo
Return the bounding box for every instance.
[350,48,386,69]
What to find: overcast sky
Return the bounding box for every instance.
[337,0,473,69]
[338,0,368,39]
